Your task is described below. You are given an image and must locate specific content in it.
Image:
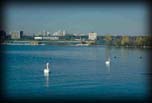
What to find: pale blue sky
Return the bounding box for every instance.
[5,3,148,35]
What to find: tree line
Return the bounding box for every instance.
[103,34,152,47]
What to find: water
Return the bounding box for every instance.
[1,45,150,101]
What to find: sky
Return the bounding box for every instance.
[4,3,148,36]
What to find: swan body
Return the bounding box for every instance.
[105,58,110,65]
[44,68,49,73]
[44,62,50,74]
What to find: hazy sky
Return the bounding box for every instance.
[5,3,148,35]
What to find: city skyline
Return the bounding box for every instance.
[5,3,148,36]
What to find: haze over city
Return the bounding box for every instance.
[5,3,148,36]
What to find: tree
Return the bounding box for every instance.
[143,36,152,46]
[121,35,129,46]
[104,34,112,45]
[114,38,121,46]
[135,36,144,46]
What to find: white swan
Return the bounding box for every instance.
[44,62,50,74]
[105,58,110,65]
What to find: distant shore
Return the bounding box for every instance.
[1,40,152,48]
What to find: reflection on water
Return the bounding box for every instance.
[44,72,49,87]
[120,47,129,62]
[105,46,111,59]
[105,46,111,73]
[105,63,110,73]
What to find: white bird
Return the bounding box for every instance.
[44,62,50,74]
[105,58,110,65]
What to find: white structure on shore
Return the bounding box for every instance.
[42,36,59,40]
[88,32,97,40]
[34,36,59,40]
[34,37,43,40]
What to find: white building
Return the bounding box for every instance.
[46,32,50,36]
[62,30,66,36]
[42,30,50,36]
[34,36,59,40]
[88,32,97,40]
[52,32,58,36]
[11,31,20,39]
[52,30,66,36]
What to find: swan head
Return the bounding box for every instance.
[46,62,49,66]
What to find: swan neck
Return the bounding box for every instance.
[46,63,49,69]
[46,65,49,69]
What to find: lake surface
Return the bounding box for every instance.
[1,45,150,101]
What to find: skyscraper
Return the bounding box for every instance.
[20,31,24,38]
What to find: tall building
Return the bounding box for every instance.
[46,32,50,36]
[11,31,20,39]
[62,30,66,36]
[0,30,6,43]
[42,30,49,36]
[20,31,24,38]
[52,31,58,36]
[53,30,64,36]
[88,32,97,40]
[57,30,62,36]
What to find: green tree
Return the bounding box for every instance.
[121,35,130,46]
[104,34,112,45]
[135,36,144,46]
[114,38,121,46]
[143,36,152,46]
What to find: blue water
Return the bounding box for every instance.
[2,45,149,101]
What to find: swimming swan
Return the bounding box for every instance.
[105,58,110,65]
[44,62,50,74]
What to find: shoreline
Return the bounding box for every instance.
[1,42,152,49]
[0,39,151,48]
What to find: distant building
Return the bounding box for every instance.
[73,33,77,36]
[34,36,42,40]
[42,36,59,40]
[52,30,66,36]
[20,31,24,38]
[34,36,59,40]
[42,30,50,36]
[46,32,50,36]
[36,32,42,36]
[88,32,97,40]
[11,31,20,39]
[79,34,85,36]
[0,30,6,43]
[62,30,66,36]
[52,32,58,36]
